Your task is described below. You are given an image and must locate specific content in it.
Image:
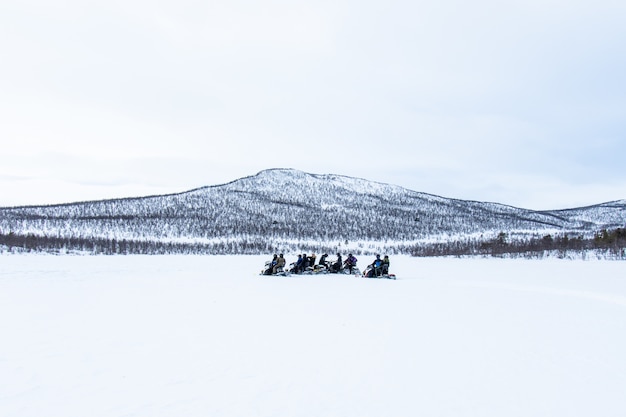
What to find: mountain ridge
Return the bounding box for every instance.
[3,167,624,211]
[1,168,624,254]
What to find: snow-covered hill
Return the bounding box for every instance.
[0,169,624,254]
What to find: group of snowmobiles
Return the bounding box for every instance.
[260,253,396,280]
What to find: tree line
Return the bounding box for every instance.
[0,231,347,256]
[410,228,626,259]
[0,232,271,255]
[1,228,624,258]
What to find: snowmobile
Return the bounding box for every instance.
[340,256,360,275]
[260,261,290,277]
[361,264,396,280]
[307,264,332,274]
[287,262,330,275]
[340,265,361,275]
[323,263,360,275]
[322,255,360,275]
[327,264,360,275]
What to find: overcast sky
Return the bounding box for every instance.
[1,0,624,209]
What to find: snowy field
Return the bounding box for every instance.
[1,255,625,417]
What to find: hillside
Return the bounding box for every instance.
[1,169,624,254]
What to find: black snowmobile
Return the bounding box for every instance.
[361,264,396,280]
[260,260,290,277]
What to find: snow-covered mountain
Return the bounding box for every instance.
[1,169,624,253]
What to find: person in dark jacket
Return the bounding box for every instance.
[291,254,303,273]
[370,254,382,276]
[344,253,358,274]
[301,254,308,271]
[381,255,389,275]
[264,254,277,275]
[331,253,342,273]
[381,255,390,275]
[318,253,329,270]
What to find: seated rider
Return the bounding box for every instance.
[273,253,286,274]
[318,253,329,270]
[265,254,277,275]
[370,254,382,276]
[381,255,390,275]
[331,253,342,273]
[291,254,303,273]
[344,253,358,273]
[301,253,308,271]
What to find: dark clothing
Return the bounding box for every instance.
[331,255,342,272]
[264,255,277,275]
[292,255,304,273]
[344,255,358,273]
[381,257,390,274]
[370,256,382,276]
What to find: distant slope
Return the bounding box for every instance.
[1,169,624,253]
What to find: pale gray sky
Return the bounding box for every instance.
[1,0,625,209]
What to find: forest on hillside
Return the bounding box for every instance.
[1,171,625,259]
[1,228,624,259]
[410,228,626,259]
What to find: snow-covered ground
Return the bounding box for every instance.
[1,255,625,417]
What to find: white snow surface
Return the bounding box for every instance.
[1,255,625,417]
